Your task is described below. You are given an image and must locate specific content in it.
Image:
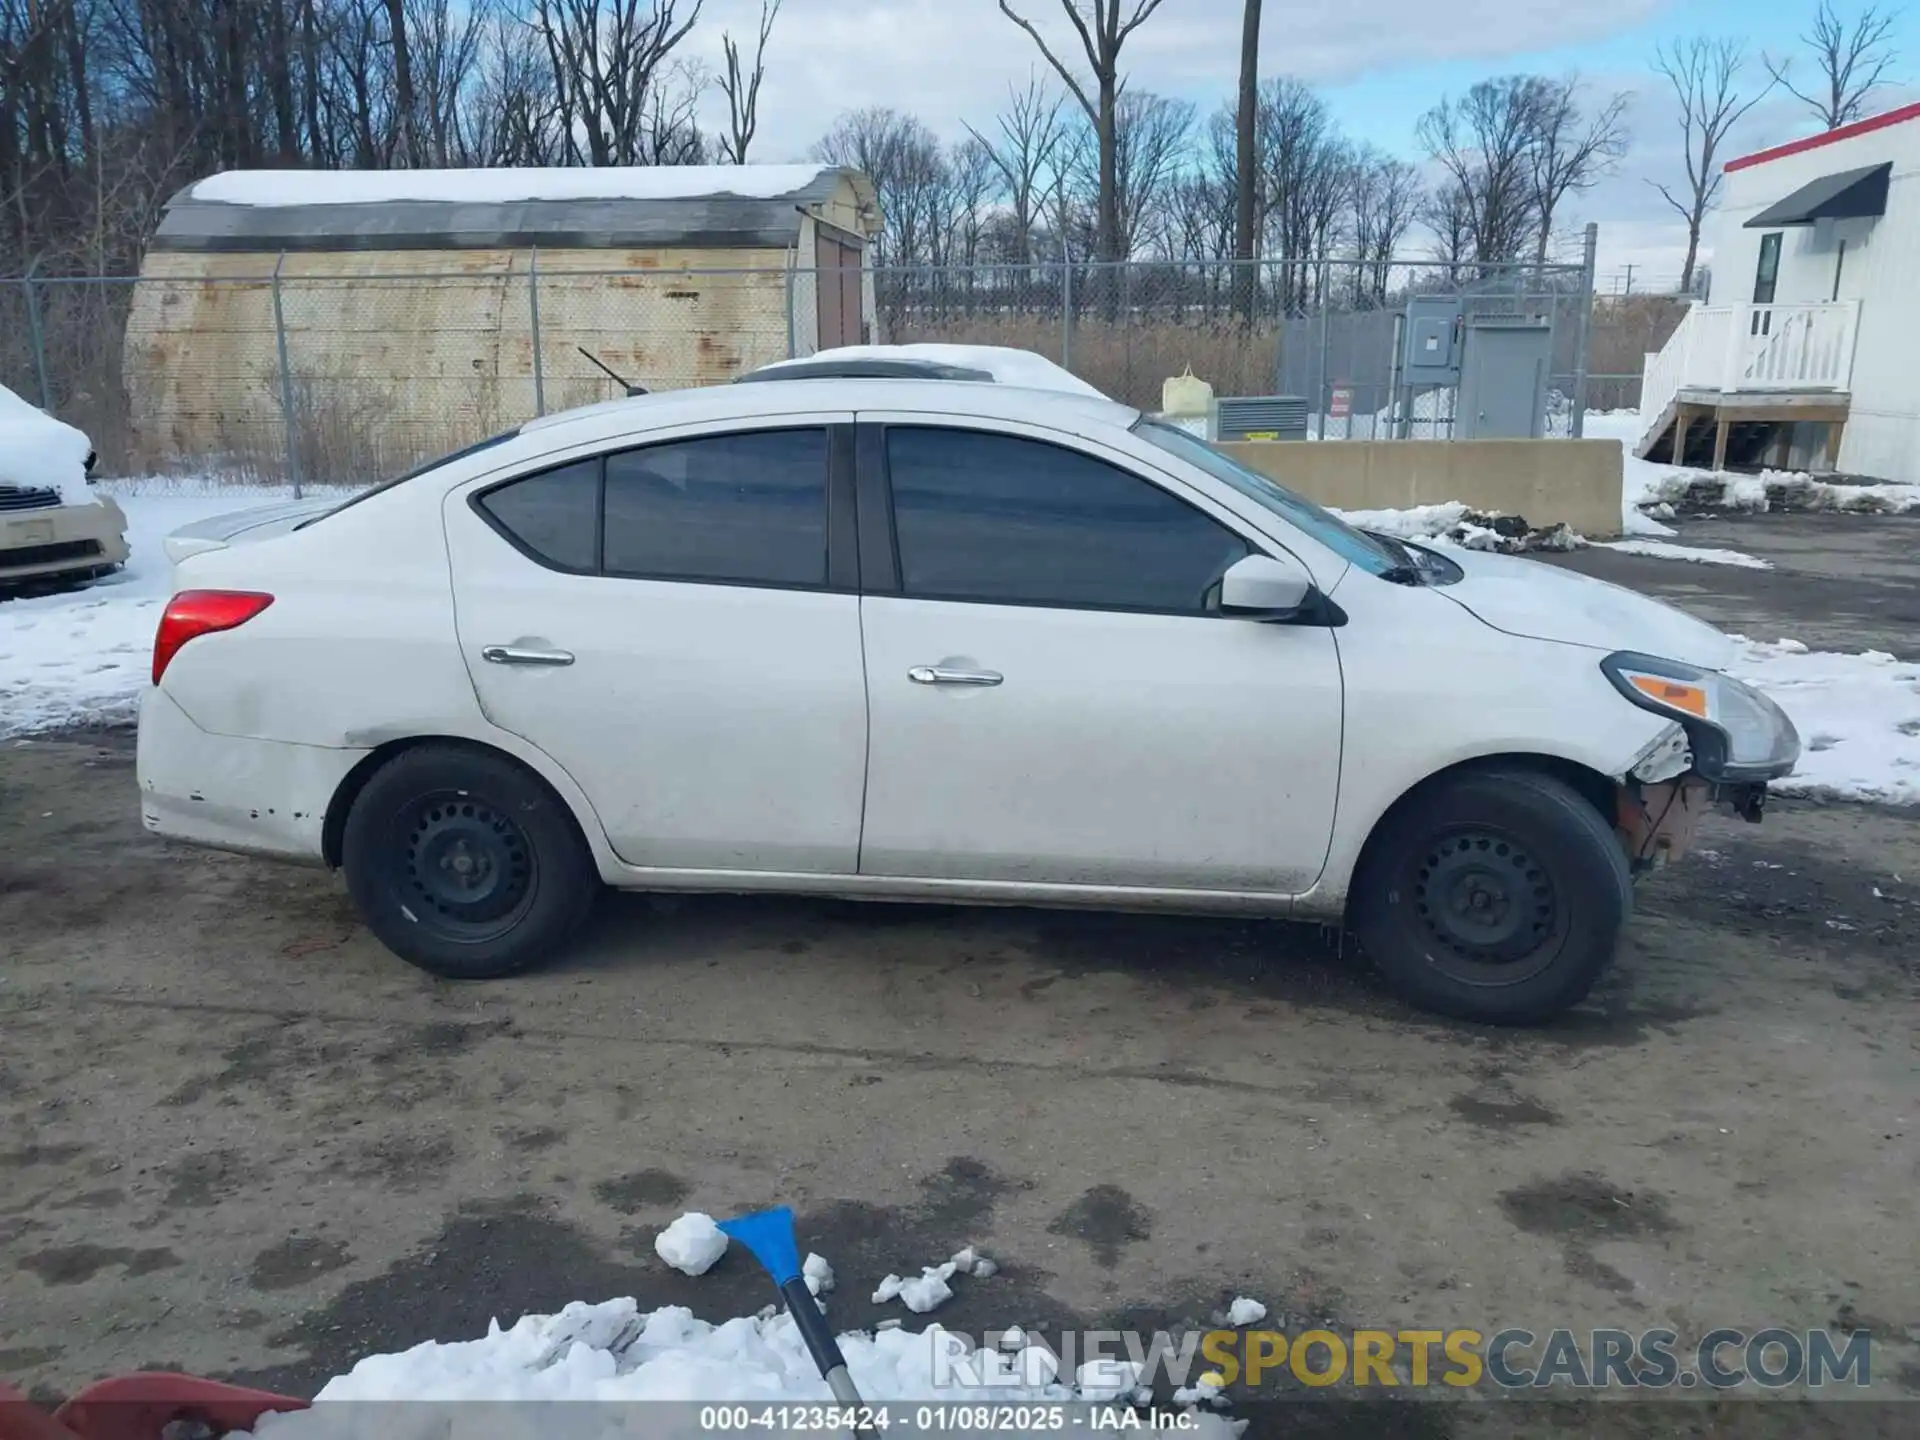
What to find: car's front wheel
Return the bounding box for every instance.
[341,744,598,979]
[1351,767,1631,1024]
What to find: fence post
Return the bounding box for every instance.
[1060,250,1074,371]
[271,252,301,499]
[1571,222,1598,438]
[784,247,797,359]
[22,260,53,409]
[529,247,546,417]
[1315,295,1331,440]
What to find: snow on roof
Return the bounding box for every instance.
[186,164,840,208]
[758,345,1108,399]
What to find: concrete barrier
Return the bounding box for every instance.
[1216,439,1625,538]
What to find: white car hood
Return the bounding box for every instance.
[163,497,340,563]
[1438,547,1737,670]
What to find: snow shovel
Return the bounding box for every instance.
[719,1207,879,1440]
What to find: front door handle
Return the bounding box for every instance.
[908,665,1003,687]
[482,645,575,667]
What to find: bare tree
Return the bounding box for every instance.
[1526,74,1627,266]
[1259,77,1343,309]
[718,0,778,164]
[817,106,946,265]
[1348,148,1422,301]
[996,0,1171,262]
[1652,38,1774,293]
[1766,0,1899,129]
[1064,90,1191,258]
[1233,0,1262,316]
[529,0,702,166]
[1418,76,1541,268]
[1424,177,1475,276]
[965,72,1066,265]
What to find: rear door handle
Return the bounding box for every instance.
[482,645,575,667]
[908,666,1002,687]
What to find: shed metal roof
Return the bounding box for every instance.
[152,166,874,254]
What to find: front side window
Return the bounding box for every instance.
[1132,418,1400,575]
[1754,232,1782,304]
[604,428,828,587]
[885,427,1249,613]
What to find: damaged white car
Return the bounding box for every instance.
[0,382,129,588]
[136,355,1797,1024]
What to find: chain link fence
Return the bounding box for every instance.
[5,254,1603,493]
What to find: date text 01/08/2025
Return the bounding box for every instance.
[697,1404,1204,1432]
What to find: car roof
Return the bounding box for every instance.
[518,376,1141,443]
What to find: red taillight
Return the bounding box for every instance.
[152,590,275,686]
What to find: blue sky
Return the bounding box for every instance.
[688,1,1919,285]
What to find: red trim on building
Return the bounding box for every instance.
[1726,100,1920,172]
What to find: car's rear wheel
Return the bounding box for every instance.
[341,744,597,979]
[1351,767,1630,1024]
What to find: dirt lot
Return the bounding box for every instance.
[2,514,1918,1435]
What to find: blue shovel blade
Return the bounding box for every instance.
[718,1206,802,1287]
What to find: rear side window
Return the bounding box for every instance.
[475,459,598,570]
[885,427,1248,612]
[603,428,828,586]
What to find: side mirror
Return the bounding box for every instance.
[1220,553,1313,618]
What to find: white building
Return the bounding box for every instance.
[1636,100,1920,482]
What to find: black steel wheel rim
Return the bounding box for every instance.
[1403,826,1565,986]
[390,792,537,942]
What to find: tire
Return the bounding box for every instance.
[1350,767,1631,1025]
[341,744,598,980]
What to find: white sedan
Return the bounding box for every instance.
[136,358,1798,1023]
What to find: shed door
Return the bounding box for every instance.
[815,228,865,348]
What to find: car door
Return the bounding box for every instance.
[444,418,869,874]
[855,419,1344,895]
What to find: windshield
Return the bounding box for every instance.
[1132,418,1401,575]
[295,427,523,529]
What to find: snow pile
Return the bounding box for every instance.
[0,383,94,506]
[1332,501,1582,554]
[654,1213,728,1277]
[759,344,1108,399]
[0,485,293,738]
[189,164,835,208]
[1597,539,1772,570]
[222,1296,1246,1439]
[1226,1297,1267,1326]
[1733,638,1920,806]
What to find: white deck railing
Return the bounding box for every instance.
[1637,300,1860,443]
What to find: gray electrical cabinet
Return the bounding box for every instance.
[1456,318,1552,440]
[1403,297,1464,385]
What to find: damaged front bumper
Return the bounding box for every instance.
[1613,720,1786,871]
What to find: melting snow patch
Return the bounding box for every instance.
[1226,1296,1268,1326]
[1596,539,1772,569]
[873,1261,956,1313]
[654,1213,728,1277]
[801,1252,835,1295]
[1732,639,1920,806]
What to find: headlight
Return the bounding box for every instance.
[1602,652,1800,782]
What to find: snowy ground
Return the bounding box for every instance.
[0,481,295,737]
[234,1294,1244,1439]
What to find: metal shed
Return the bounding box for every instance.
[125,165,880,476]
